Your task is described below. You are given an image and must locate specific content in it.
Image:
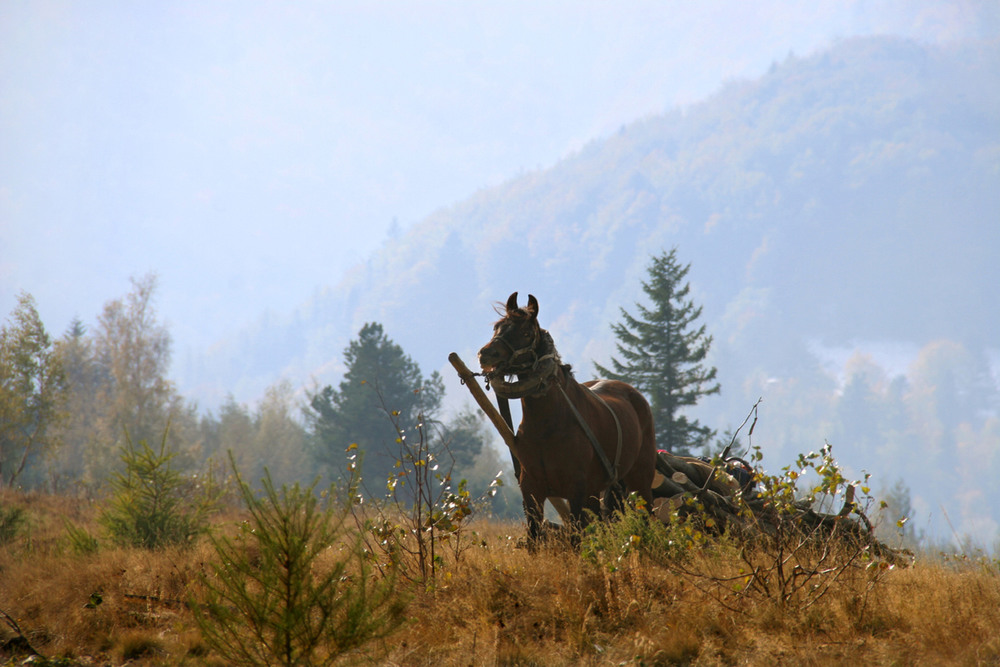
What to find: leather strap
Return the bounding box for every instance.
[557,383,622,482]
[497,396,521,479]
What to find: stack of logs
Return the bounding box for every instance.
[651,450,750,527]
[653,449,907,562]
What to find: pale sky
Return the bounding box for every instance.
[1,0,993,354]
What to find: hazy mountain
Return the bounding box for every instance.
[180,36,1000,542]
[183,36,997,398]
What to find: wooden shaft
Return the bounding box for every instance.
[449,352,574,524]
[448,352,516,448]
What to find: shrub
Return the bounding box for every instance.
[99,428,218,549]
[354,408,503,586]
[581,494,687,570]
[62,518,99,554]
[192,453,408,667]
[581,420,901,616]
[118,630,166,661]
[0,502,26,545]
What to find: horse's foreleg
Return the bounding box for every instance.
[569,494,602,533]
[601,480,628,518]
[521,486,546,549]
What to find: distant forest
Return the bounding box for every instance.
[139,37,1000,545]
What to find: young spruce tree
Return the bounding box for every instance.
[595,248,720,455]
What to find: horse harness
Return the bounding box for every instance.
[485,326,623,484]
[485,324,623,484]
[485,320,543,375]
[558,382,623,484]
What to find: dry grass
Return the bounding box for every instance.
[1,489,998,666]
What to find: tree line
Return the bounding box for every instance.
[0,274,505,504]
[1,250,728,507]
[8,250,969,549]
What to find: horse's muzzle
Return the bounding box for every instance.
[477,344,505,374]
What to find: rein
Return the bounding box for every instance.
[558,383,622,484]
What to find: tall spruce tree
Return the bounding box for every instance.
[306,323,445,490]
[595,248,720,455]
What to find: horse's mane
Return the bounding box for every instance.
[537,328,573,378]
[491,302,533,324]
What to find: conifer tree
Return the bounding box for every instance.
[595,248,720,455]
[306,323,444,489]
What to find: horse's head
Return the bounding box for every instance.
[478,291,542,379]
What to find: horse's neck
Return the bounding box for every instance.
[520,366,579,420]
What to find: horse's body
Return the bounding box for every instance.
[478,292,657,544]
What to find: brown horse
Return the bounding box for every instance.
[478,292,657,544]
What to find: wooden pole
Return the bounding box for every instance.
[448,353,516,448]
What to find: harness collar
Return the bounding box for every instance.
[485,328,562,399]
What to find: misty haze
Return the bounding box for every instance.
[3,2,999,563]
[4,4,1000,664]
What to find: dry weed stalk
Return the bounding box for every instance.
[350,398,502,587]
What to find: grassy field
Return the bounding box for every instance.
[1,488,998,666]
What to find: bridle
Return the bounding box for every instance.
[482,321,623,485]
[482,323,560,399]
[485,320,541,374]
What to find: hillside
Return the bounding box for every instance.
[180,36,1000,543]
[1,490,998,665]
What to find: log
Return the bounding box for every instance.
[668,471,738,526]
[652,472,687,498]
[657,450,713,487]
[657,451,743,500]
[653,496,685,523]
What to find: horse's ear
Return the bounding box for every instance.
[526,294,539,319]
[505,292,519,313]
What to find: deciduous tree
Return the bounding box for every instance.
[0,292,67,487]
[48,318,103,491]
[86,274,190,481]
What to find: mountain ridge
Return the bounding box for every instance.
[180,35,999,416]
